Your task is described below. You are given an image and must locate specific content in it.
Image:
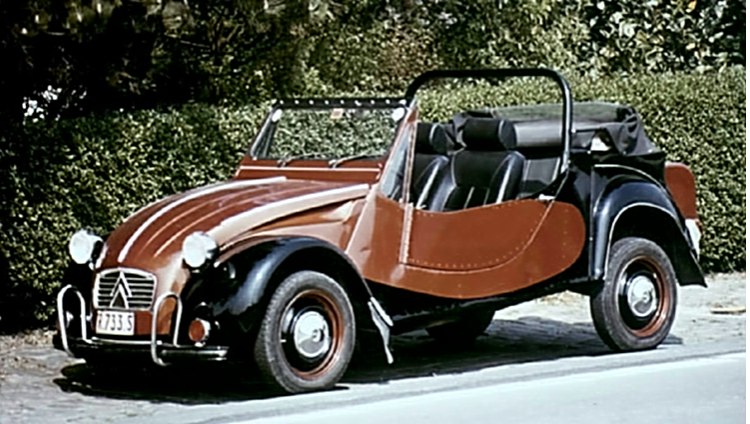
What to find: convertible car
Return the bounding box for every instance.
[55,69,703,393]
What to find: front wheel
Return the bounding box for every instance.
[590,237,677,351]
[254,271,356,393]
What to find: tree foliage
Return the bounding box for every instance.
[0,0,332,125]
[0,0,744,125]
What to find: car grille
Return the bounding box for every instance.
[94,268,156,310]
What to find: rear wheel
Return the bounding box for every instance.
[590,237,677,351]
[427,310,495,344]
[254,271,355,393]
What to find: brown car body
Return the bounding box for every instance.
[55,69,704,393]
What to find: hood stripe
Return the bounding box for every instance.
[151,182,322,257]
[208,184,370,242]
[117,176,286,262]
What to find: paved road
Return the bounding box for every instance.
[0,273,745,424]
[245,352,746,424]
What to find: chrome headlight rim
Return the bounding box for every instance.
[182,232,219,270]
[68,229,103,265]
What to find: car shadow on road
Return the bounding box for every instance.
[52,317,683,404]
[346,317,682,383]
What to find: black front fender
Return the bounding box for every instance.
[183,237,373,334]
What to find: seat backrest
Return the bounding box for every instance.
[410,123,454,208]
[426,117,525,211]
[512,119,598,197]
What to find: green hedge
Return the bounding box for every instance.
[0,104,267,330]
[0,68,744,331]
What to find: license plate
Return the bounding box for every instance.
[96,310,135,336]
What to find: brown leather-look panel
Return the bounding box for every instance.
[349,194,586,299]
[235,158,383,184]
[407,200,547,270]
[664,162,698,219]
[220,199,366,258]
[346,191,407,283]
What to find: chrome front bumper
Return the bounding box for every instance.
[56,285,228,365]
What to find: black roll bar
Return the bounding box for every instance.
[405,68,574,174]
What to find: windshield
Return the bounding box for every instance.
[251,99,408,162]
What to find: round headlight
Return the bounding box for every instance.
[68,230,102,265]
[182,232,218,269]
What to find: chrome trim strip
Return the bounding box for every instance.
[89,337,152,346]
[150,292,183,366]
[57,287,206,364]
[591,163,667,225]
[368,297,394,364]
[118,177,286,262]
[593,163,663,186]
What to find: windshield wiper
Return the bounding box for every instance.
[328,154,380,168]
[277,153,324,167]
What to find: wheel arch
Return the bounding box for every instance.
[591,179,704,287]
[215,236,375,332]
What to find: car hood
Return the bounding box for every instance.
[99,176,369,272]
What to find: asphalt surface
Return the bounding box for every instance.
[244,352,746,424]
[0,273,745,424]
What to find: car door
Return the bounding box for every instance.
[401,196,585,298]
[347,105,586,299]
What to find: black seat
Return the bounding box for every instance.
[512,119,598,197]
[425,117,525,211]
[410,123,454,209]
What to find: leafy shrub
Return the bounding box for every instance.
[0,104,266,331]
[581,0,744,73]
[0,69,744,331]
[309,21,439,93]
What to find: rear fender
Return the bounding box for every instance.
[591,179,704,286]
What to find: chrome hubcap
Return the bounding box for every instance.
[625,274,658,319]
[292,310,331,359]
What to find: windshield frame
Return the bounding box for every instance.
[248,97,409,161]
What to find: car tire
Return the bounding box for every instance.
[426,310,495,344]
[254,270,356,393]
[590,237,678,351]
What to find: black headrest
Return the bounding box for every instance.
[416,122,455,155]
[462,117,517,151]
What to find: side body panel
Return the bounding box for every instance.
[664,162,698,219]
[346,192,586,299]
